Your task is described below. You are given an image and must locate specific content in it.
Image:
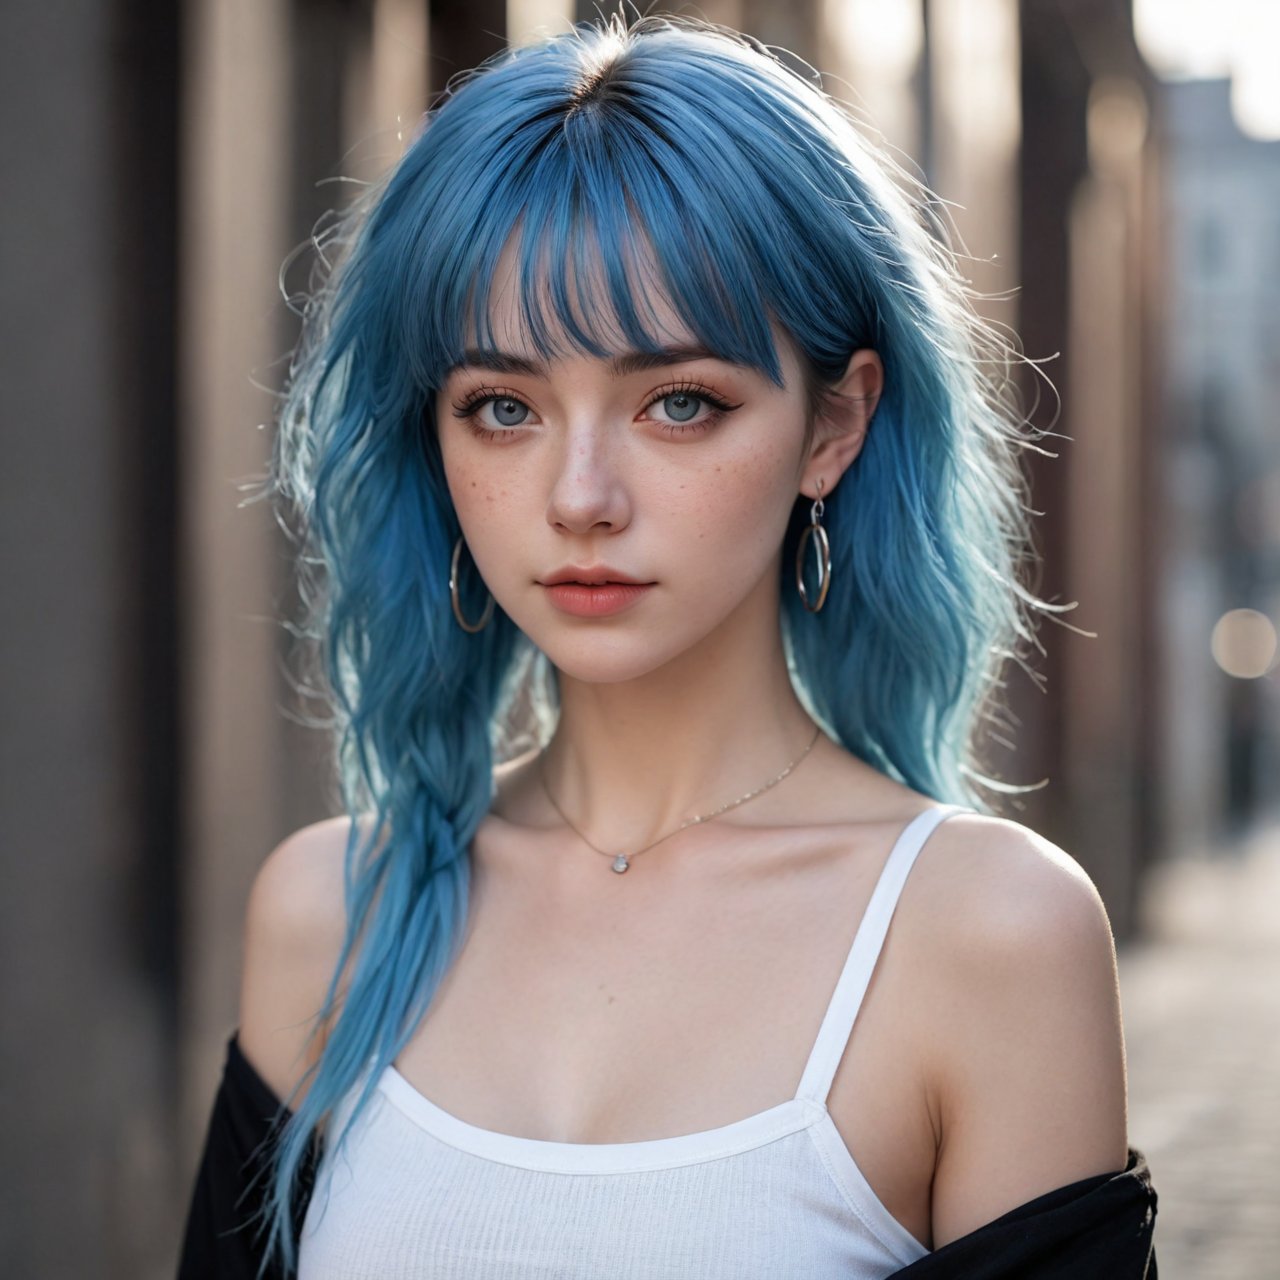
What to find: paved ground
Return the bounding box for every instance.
[1118,816,1280,1279]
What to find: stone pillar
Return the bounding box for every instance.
[178,0,294,1155]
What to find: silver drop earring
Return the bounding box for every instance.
[796,477,832,613]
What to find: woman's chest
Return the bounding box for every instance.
[398,901,820,1135]
[390,850,939,1247]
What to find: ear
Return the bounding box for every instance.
[798,348,883,501]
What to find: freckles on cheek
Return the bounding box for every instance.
[469,484,506,522]
[447,458,494,514]
[709,450,790,540]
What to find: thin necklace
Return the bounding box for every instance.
[537,723,823,874]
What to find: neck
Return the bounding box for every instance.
[537,579,819,853]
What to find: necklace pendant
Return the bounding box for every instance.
[611,854,630,874]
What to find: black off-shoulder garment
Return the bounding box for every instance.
[178,1033,1157,1279]
[178,1035,319,1279]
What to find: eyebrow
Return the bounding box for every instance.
[447,344,741,379]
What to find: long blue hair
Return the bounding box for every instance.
[254,13,1056,1273]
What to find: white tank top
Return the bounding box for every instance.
[299,803,966,1278]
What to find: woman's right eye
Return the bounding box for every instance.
[450,389,537,440]
[479,396,530,428]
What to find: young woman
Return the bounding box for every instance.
[180,14,1156,1279]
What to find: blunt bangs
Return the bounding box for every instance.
[383,23,892,396]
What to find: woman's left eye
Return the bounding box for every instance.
[642,386,739,435]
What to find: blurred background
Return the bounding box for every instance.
[2,0,1278,1275]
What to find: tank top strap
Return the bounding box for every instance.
[793,803,968,1106]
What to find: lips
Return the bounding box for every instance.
[541,580,654,618]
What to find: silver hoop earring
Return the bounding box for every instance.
[450,536,495,633]
[795,478,832,613]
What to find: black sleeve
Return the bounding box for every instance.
[177,1033,320,1280]
[886,1147,1158,1279]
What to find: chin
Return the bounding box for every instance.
[531,632,692,686]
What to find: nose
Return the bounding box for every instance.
[545,428,632,536]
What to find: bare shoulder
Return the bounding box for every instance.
[238,813,383,1106]
[906,810,1116,958]
[901,810,1129,1246]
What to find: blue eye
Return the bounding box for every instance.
[450,388,535,442]
[488,397,529,427]
[644,382,740,435]
[662,392,702,422]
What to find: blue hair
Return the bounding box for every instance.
[255,14,1055,1273]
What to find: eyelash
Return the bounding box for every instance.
[647,381,742,434]
[450,380,741,442]
[450,386,528,442]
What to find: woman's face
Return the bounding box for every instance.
[435,257,845,685]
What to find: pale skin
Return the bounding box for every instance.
[239,251,1129,1252]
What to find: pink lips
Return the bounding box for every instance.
[538,564,654,617]
[541,582,654,617]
